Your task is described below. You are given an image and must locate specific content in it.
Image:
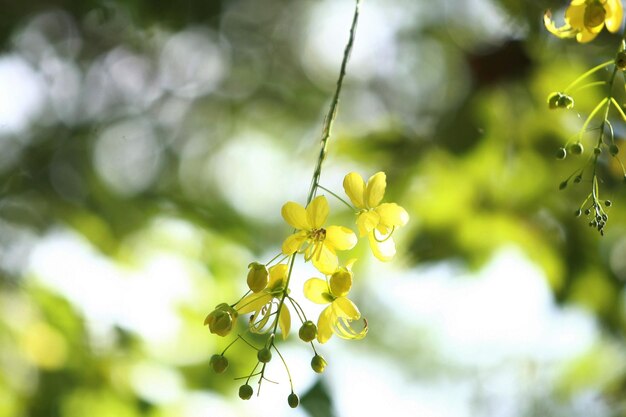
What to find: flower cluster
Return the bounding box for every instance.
[544,0,623,43]
[545,0,626,234]
[204,172,408,405]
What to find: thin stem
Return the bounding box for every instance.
[317,184,355,210]
[569,80,607,93]
[306,0,361,206]
[273,345,295,392]
[564,60,613,93]
[579,97,608,141]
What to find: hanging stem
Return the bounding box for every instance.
[306,0,361,206]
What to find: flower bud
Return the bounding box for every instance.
[210,354,229,374]
[311,354,327,373]
[610,144,619,156]
[257,347,272,363]
[557,94,574,109]
[298,320,318,342]
[247,262,269,293]
[555,147,567,160]
[569,142,584,155]
[204,303,238,337]
[239,384,253,400]
[330,268,352,297]
[288,393,299,408]
[547,92,560,109]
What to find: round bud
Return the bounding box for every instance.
[605,200,612,207]
[247,262,269,293]
[210,354,229,374]
[584,209,591,215]
[239,384,253,400]
[575,209,582,217]
[569,143,584,155]
[594,147,602,155]
[311,354,327,373]
[559,181,568,190]
[557,94,574,109]
[257,348,272,363]
[299,321,318,342]
[288,393,299,408]
[616,51,626,70]
[555,147,567,160]
[204,303,238,337]
[610,144,619,156]
[574,175,582,184]
[547,92,560,109]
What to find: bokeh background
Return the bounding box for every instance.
[1,0,626,416]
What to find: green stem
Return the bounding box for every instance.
[564,60,613,93]
[306,0,361,206]
[317,184,355,210]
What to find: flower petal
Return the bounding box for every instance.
[282,231,307,255]
[368,232,396,261]
[343,172,365,208]
[316,306,334,344]
[268,263,289,288]
[333,297,360,320]
[303,278,330,304]
[376,203,409,228]
[356,211,380,236]
[312,243,338,275]
[279,303,291,340]
[544,11,577,38]
[576,28,600,42]
[565,3,585,30]
[605,0,623,33]
[325,225,357,250]
[236,293,272,314]
[333,317,368,340]
[365,172,386,208]
[306,196,329,229]
[281,201,310,230]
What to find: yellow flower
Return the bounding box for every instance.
[343,172,409,261]
[235,264,291,339]
[544,0,623,43]
[281,195,357,275]
[303,264,368,344]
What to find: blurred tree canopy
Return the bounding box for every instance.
[1,0,626,416]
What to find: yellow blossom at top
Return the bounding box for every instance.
[303,262,367,344]
[281,195,357,275]
[235,264,291,339]
[343,172,409,261]
[544,0,623,43]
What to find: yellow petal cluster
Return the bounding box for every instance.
[544,0,623,43]
[281,196,357,274]
[303,264,367,344]
[235,264,291,339]
[343,172,409,261]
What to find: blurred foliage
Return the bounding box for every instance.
[1,0,626,416]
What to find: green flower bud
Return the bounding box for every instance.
[594,146,602,155]
[610,144,619,156]
[239,384,253,400]
[210,354,229,374]
[547,92,560,109]
[204,303,238,337]
[298,320,318,342]
[605,200,612,207]
[311,354,327,373]
[559,181,568,190]
[616,51,626,71]
[257,347,272,363]
[555,147,567,160]
[330,268,352,297]
[247,262,269,293]
[288,393,299,408]
[557,94,574,109]
[569,142,584,155]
